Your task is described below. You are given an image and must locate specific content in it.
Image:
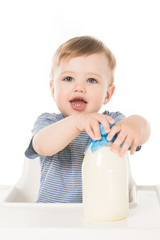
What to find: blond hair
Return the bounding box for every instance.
[50,36,116,84]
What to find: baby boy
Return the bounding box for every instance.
[25,36,150,203]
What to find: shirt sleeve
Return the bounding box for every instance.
[104,111,126,124]
[103,110,141,152]
[24,113,58,159]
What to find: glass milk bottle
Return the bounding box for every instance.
[82,138,129,221]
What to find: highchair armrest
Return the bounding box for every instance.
[2,157,41,203]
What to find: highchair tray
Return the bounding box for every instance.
[0,185,160,240]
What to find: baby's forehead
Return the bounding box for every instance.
[57,53,109,70]
[58,52,109,64]
[55,54,110,76]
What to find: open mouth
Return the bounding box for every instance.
[69,97,87,111]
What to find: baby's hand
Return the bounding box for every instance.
[73,112,115,141]
[107,116,143,157]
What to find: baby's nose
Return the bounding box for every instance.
[73,82,86,93]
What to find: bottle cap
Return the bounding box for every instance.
[85,123,117,153]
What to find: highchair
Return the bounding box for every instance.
[2,154,137,206]
[2,157,40,203]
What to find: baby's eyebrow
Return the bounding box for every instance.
[60,71,102,79]
[86,72,102,79]
[60,71,75,76]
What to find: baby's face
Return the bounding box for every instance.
[50,53,114,117]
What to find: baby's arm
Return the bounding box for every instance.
[33,115,80,156]
[107,115,151,157]
[32,112,114,156]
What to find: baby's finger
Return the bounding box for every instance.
[100,118,111,133]
[130,144,137,155]
[90,119,101,140]
[85,124,96,141]
[118,136,132,157]
[95,114,112,133]
[105,115,115,124]
[110,132,126,152]
[107,123,121,141]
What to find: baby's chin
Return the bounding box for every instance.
[58,107,83,118]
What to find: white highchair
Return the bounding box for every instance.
[2,154,137,207]
[2,157,40,203]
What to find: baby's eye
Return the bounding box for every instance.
[87,78,98,83]
[64,76,73,82]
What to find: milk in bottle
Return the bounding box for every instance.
[82,125,129,221]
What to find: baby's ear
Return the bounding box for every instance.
[103,84,115,104]
[50,80,55,100]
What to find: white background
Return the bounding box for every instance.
[0,0,159,185]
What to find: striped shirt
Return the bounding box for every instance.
[25,111,136,203]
